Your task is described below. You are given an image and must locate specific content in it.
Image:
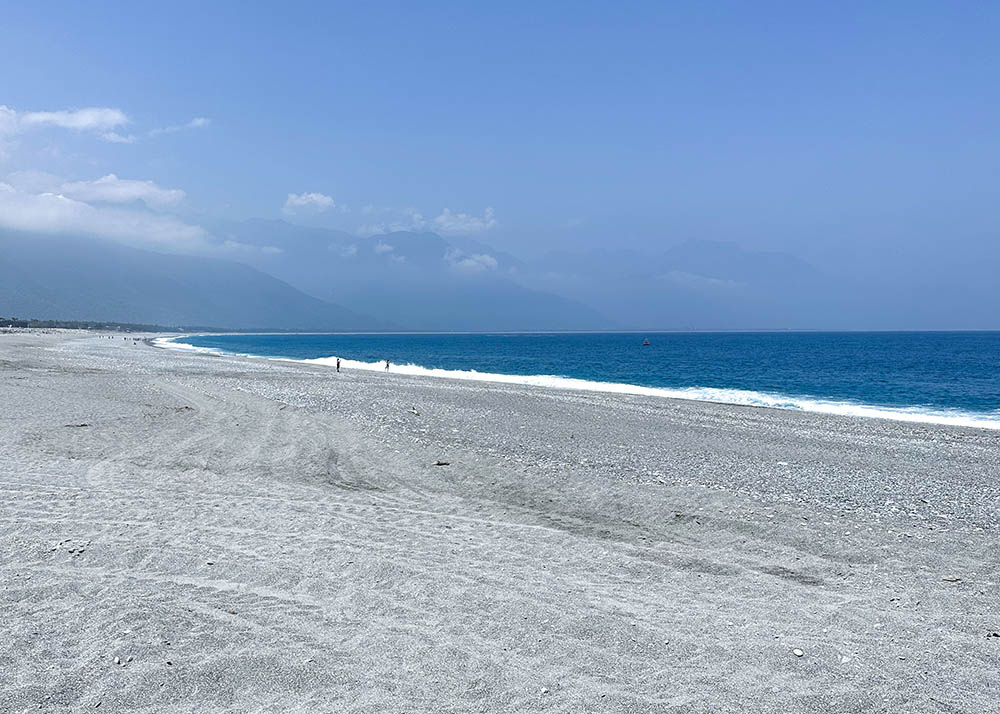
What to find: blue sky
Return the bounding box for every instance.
[1,1,998,271]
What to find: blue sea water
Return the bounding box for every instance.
[167,332,1000,429]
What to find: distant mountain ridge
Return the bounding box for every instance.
[1,221,859,332]
[522,239,834,330]
[0,230,377,331]
[206,219,613,331]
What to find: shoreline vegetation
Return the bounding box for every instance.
[1,330,998,712]
[9,317,1000,335]
[0,317,218,332]
[7,316,1000,335]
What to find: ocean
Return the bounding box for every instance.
[165,331,1000,429]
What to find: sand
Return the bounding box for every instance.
[1,330,998,713]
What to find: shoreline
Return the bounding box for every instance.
[158,334,1000,432]
[2,330,998,712]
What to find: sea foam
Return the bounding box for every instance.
[157,337,1000,431]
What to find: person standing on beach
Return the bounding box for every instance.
[336,358,341,372]
[385,359,390,372]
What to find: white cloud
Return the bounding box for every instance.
[60,174,185,208]
[283,191,335,215]
[0,106,20,137]
[358,206,497,237]
[220,239,282,256]
[374,241,394,254]
[148,117,211,137]
[18,107,129,132]
[2,170,62,193]
[432,207,496,236]
[0,106,212,149]
[357,207,426,236]
[6,171,185,208]
[0,105,132,156]
[0,182,209,251]
[101,132,137,144]
[445,248,498,274]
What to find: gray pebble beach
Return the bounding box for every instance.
[1,330,998,712]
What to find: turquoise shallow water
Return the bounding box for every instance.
[171,331,1000,428]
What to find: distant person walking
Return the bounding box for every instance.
[385,359,390,372]
[336,358,341,372]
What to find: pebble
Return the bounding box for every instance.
[792,649,804,657]
[113,656,120,665]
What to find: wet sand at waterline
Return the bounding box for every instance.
[1,331,998,712]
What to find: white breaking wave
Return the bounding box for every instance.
[153,336,223,355]
[157,337,1000,431]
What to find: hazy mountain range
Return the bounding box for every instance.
[3,219,992,331]
[189,218,843,331]
[0,230,372,330]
